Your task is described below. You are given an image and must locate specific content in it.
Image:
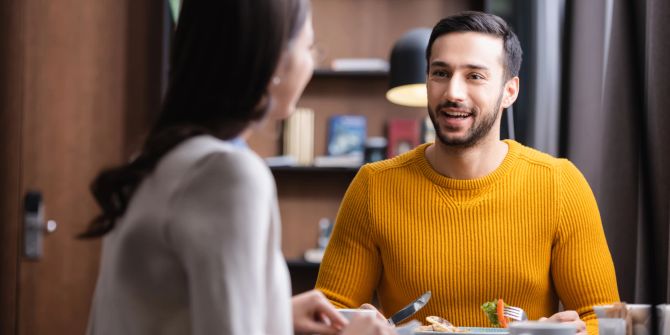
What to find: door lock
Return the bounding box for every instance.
[24,191,57,260]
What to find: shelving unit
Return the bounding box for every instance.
[247,0,481,294]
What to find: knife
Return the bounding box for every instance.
[387,290,432,326]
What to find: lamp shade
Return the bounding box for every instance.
[386,28,432,107]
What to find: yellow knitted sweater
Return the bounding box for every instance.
[316,140,619,335]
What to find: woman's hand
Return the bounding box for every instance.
[359,303,389,322]
[539,310,587,335]
[291,290,348,335]
[341,314,396,335]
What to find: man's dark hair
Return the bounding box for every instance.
[426,11,522,80]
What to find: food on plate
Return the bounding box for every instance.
[416,315,469,332]
[481,298,510,328]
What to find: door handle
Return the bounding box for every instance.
[24,191,58,260]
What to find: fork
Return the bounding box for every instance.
[504,305,528,321]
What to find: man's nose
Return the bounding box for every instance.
[443,76,466,102]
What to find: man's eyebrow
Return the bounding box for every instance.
[463,63,489,71]
[429,61,490,72]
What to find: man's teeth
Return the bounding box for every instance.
[445,112,470,117]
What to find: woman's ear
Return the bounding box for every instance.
[502,76,519,108]
[266,51,288,97]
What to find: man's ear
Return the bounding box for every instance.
[502,76,519,108]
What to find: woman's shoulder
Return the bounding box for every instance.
[146,135,272,196]
[163,135,266,174]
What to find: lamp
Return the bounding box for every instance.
[386,28,432,107]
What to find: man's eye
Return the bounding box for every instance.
[468,73,485,80]
[431,70,449,78]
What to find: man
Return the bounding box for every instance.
[315,11,619,335]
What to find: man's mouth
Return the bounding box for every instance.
[442,108,473,119]
[445,112,471,118]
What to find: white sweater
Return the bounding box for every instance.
[86,135,292,335]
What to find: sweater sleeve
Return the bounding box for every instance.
[316,165,382,309]
[165,151,280,335]
[552,160,620,335]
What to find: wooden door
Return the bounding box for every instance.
[0,1,164,334]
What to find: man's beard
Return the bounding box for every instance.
[428,91,504,148]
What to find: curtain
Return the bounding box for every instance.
[562,0,670,304]
[644,0,670,302]
[529,0,564,156]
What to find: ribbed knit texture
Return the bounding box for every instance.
[316,140,619,335]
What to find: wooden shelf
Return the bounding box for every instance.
[270,166,359,174]
[313,68,389,78]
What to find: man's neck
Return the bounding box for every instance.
[425,137,509,180]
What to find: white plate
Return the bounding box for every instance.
[415,327,509,335]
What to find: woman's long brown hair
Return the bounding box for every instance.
[80,0,310,238]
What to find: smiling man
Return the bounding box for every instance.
[315,11,619,335]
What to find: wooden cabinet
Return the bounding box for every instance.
[247,0,481,293]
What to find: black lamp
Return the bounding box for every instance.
[386,28,432,107]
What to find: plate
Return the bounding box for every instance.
[415,327,509,335]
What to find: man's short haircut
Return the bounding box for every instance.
[426,11,523,80]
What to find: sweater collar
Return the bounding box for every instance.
[413,139,521,190]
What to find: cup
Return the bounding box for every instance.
[657,304,670,335]
[593,304,651,324]
[337,308,377,321]
[508,321,576,335]
[598,318,628,335]
[593,304,651,335]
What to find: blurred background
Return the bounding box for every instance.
[0,0,668,334]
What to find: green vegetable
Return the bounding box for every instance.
[481,300,507,327]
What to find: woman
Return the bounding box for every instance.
[82,0,393,334]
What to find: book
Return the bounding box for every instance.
[327,115,366,158]
[283,108,314,166]
[387,118,420,158]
